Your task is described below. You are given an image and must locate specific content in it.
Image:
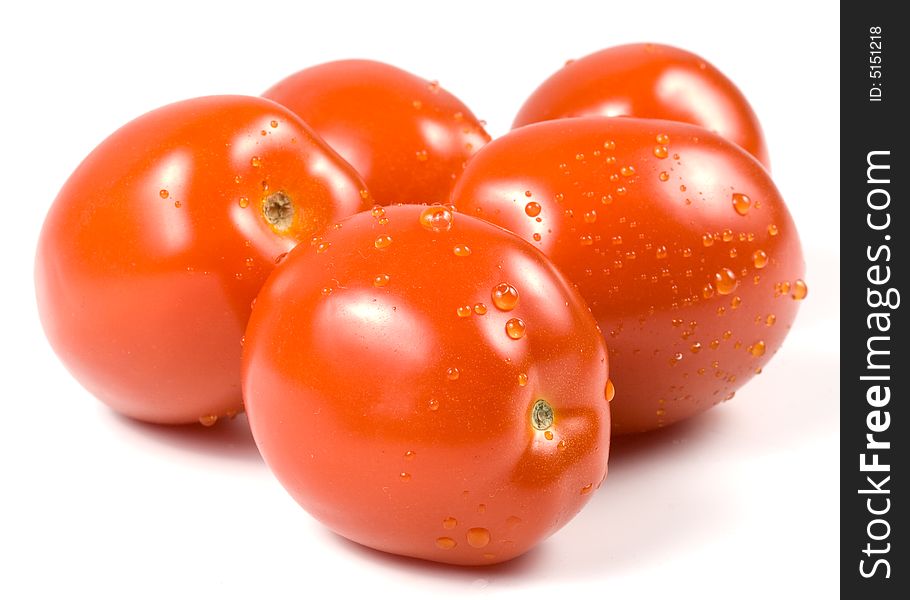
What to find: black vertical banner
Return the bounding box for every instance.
[841,2,907,596]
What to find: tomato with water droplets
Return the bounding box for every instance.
[35,95,370,425]
[264,60,490,206]
[513,43,770,168]
[452,117,805,434]
[242,204,610,565]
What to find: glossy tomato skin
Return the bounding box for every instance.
[452,118,805,434]
[513,43,770,169]
[242,205,609,565]
[263,59,490,206]
[35,95,370,425]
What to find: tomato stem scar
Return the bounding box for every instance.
[262,191,294,232]
[531,399,554,430]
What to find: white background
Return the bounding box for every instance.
[1,1,839,598]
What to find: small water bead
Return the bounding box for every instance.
[766,314,777,326]
[792,279,808,300]
[466,528,491,548]
[419,205,454,232]
[702,233,715,247]
[605,379,615,402]
[473,303,487,315]
[525,202,541,217]
[476,504,486,514]
[238,196,250,209]
[316,242,331,254]
[753,249,769,269]
[415,149,429,161]
[491,283,520,311]
[580,484,594,495]
[532,233,542,242]
[373,273,390,287]
[722,229,734,242]
[655,245,668,259]
[159,189,169,199]
[654,145,669,159]
[557,439,568,451]
[583,210,597,223]
[714,268,739,295]
[603,140,616,150]
[250,156,262,168]
[691,342,702,353]
[544,430,554,441]
[321,286,333,296]
[374,234,393,249]
[659,171,670,182]
[453,244,471,257]
[579,235,594,246]
[732,193,752,215]
[620,166,636,177]
[428,398,440,411]
[729,248,738,259]
[709,339,720,350]
[703,283,716,299]
[575,152,585,161]
[400,472,411,481]
[655,408,667,417]
[199,414,218,427]
[371,205,385,218]
[442,517,457,530]
[518,372,529,386]
[173,200,182,208]
[456,305,472,318]
[505,318,526,340]
[404,450,416,460]
[768,224,779,236]
[615,186,627,195]
[446,367,460,381]
[554,192,565,203]
[730,296,742,309]
[412,99,423,110]
[436,537,457,550]
[749,341,767,357]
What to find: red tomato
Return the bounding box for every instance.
[263,59,490,206]
[242,204,610,565]
[513,43,770,168]
[35,95,370,425]
[451,117,806,434]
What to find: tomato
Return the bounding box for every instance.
[513,43,770,169]
[35,95,370,425]
[451,117,806,434]
[242,204,610,565]
[263,59,490,206]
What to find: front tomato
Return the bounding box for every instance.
[35,95,370,425]
[242,205,610,565]
[452,118,806,434]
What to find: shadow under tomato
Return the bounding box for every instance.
[105,409,263,464]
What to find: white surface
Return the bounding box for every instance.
[1,1,839,598]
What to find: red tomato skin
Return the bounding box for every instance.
[35,95,371,425]
[242,205,610,565]
[451,117,805,434]
[513,43,770,169]
[263,59,490,206]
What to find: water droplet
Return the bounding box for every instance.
[453,244,471,257]
[316,242,331,254]
[583,210,597,223]
[766,314,777,326]
[579,235,594,246]
[655,245,668,259]
[374,234,393,249]
[505,318,526,340]
[446,367,460,381]
[544,430,554,440]
[768,224,779,236]
[669,352,683,366]
[456,305,473,318]
[753,249,769,269]
[159,189,169,199]
[659,171,670,182]
[244,257,255,269]
[557,439,568,451]
[653,145,669,159]
[722,229,734,242]
[518,372,528,386]
[419,205,454,232]
[575,152,585,161]
[473,303,487,315]
[702,283,715,299]
[415,149,428,161]
[466,528,491,548]
[656,133,670,145]
[732,193,752,216]
[656,408,667,417]
[605,379,615,402]
[679,184,687,192]
[321,286,333,296]
[173,200,182,208]
[400,472,411,481]
[580,484,593,495]
[532,233,542,242]
[603,140,616,151]
[412,99,423,110]
[531,399,554,430]
[443,517,457,529]
[714,268,739,295]
[524,202,541,217]
[199,415,218,427]
[428,398,440,411]
[620,165,636,177]
[491,283,519,311]
[691,342,702,353]
[250,156,262,168]
[729,248,738,258]
[373,273,390,287]
[371,205,385,219]
[404,450,416,460]
[792,279,808,300]
[238,196,249,209]
[749,341,767,357]
[436,537,457,549]
[615,186,627,195]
